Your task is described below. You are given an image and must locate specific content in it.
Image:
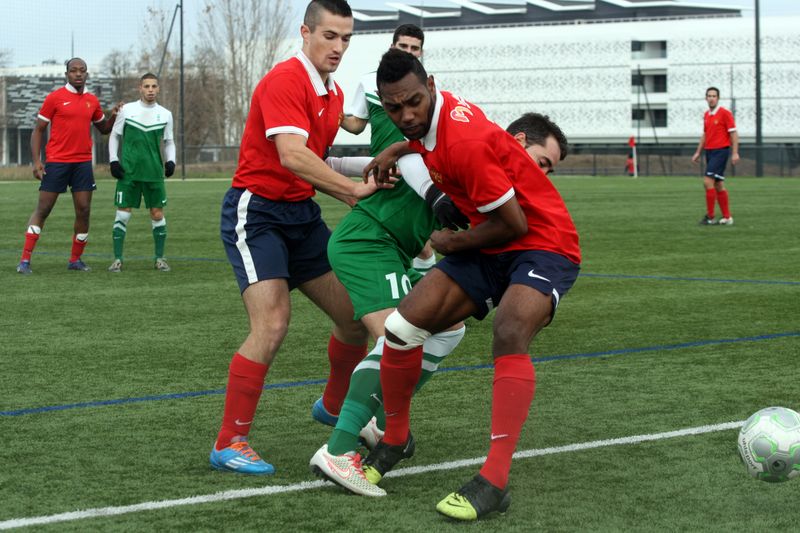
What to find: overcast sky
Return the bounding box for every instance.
[1,0,797,69]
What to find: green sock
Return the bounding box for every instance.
[328,351,383,455]
[326,345,448,454]
[112,211,130,261]
[152,219,167,259]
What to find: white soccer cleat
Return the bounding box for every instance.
[108,259,123,273]
[359,416,384,451]
[718,217,734,225]
[310,444,387,497]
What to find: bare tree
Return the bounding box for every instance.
[100,48,137,102]
[200,0,294,143]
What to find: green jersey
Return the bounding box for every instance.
[346,72,437,259]
[111,100,174,182]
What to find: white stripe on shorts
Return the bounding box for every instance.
[235,190,258,285]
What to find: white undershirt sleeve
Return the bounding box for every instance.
[325,156,373,177]
[397,153,434,198]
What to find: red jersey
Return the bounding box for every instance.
[703,106,736,150]
[232,52,344,202]
[37,84,104,162]
[409,90,581,264]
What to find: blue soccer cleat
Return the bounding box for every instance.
[67,260,91,271]
[16,261,32,275]
[311,397,339,427]
[209,439,275,475]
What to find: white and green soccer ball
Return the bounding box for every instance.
[737,406,800,483]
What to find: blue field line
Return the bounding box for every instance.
[581,272,800,285]
[2,332,798,418]
[0,249,228,263]
[3,248,799,285]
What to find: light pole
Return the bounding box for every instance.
[754,0,763,177]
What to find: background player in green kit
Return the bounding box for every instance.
[340,24,438,274]
[107,73,176,272]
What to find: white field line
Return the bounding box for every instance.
[0,420,743,530]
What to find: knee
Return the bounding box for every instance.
[385,310,431,349]
[492,318,544,356]
[251,316,290,345]
[334,319,368,345]
[75,204,91,220]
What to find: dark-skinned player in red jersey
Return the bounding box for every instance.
[360,49,581,521]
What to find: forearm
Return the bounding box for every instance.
[397,153,434,197]
[432,199,527,254]
[163,139,176,162]
[340,115,367,134]
[695,134,705,154]
[730,131,739,154]
[280,144,358,198]
[325,156,372,177]
[437,218,519,253]
[30,129,44,164]
[109,133,120,162]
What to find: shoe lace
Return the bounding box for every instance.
[230,441,261,461]
[349,453,368,479]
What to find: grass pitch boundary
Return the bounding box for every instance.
[0,420,742,530]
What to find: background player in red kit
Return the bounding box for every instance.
[359,49,581,520]
[210,0,384,475]
[692,86,739,225]
[17,57,120,274]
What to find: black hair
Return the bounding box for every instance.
[141,72,158,82]
[507,112,569,161]
[706,86,720,97]
[304,0,352,31]
[64,57,86,71]
[376,48,428,89]
[392,24,424,46]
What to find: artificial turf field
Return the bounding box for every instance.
[1,175,798,531]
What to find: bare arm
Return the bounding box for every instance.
[30,119,48,180]
[340,115,368,135]
[429,195,527,255]
[273,133,381,206]
[730,130,740,165]
[93,101,123,135]
[692,133,705,163]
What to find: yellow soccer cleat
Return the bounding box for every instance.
[436,475,511,521]
[362,432,415,484]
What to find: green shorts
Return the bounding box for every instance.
[114,180,167,209]
[329,209,424,320]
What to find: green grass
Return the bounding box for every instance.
[1,175,799,531]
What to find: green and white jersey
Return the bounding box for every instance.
[347,72,405,158]
[111,100,174,182]
[346,72,438,259]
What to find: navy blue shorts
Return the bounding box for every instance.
[705,148,730,180]
[220,187,332,294]
[435,249,580,321]
[39,161,96,193]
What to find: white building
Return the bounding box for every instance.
[330,0,800,151]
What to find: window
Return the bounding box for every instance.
[632,109,668,128]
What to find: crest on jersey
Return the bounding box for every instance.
[450,95,473,123]
[429,168,443,183]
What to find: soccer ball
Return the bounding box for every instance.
[737,406,800,482]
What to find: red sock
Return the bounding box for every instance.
[321,335,366,415]
[479,354,536,490]
[21,232,40,262]
[69,234,88,262]
[216,352,269,450]
[717,189,731,218]
[705,189,717,218]
[380,342,423,445]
